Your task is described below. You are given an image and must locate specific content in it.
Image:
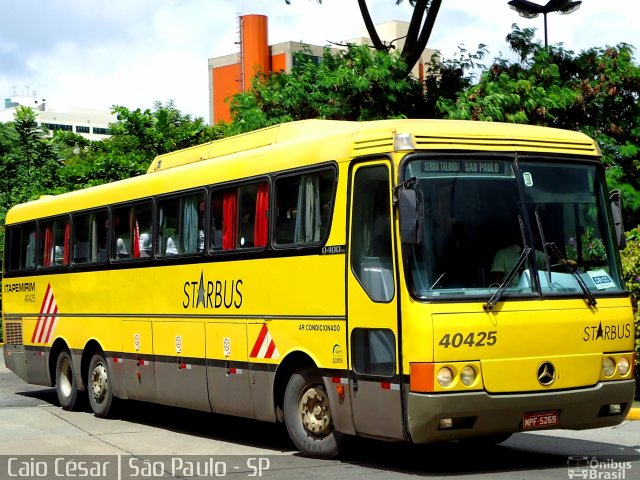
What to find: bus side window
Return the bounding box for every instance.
[113,201,153,261]
[39,217,70,268]
[210,182,268,252]
[72,210,108,264]
[158,191,205,257]
[274,169,335,246]
[6,222,37,271]
[351,328,396,377]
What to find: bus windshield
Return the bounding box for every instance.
[404,156,625,300]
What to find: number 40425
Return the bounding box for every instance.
[438,331,497,348]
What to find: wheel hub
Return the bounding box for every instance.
[299,385,332,436]
[91,363,108,403]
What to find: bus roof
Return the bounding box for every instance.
[5,119,599,225]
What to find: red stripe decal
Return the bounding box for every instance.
[250,324,269,358]
[43,305,58,343]
[264,339,276,359]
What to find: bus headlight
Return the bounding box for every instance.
[460,366,476,386]
[617,357,631,376]
[437,367,454,387]
[602,357,616,377]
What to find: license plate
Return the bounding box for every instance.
[522,411,559,429]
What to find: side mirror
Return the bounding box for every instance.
[397,185,423,246]
[609,189,626,250]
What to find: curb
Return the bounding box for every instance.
[627,408,640,421]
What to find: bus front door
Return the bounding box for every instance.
[347,161,404,440]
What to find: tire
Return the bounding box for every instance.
[87,352,115,418]
[55,351,80,410]
[283,368,342,458]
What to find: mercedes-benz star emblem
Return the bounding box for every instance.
[537,362,556,386]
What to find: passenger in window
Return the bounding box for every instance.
[166,236,178,255]
[54,245,64,264]
[139,232,151,257]
[116,237,129,258]
[490,227,546,285]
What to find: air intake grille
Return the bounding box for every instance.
[5,321,23,346]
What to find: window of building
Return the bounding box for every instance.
[39,217,70,267]
[157,191,206,257]
[75,125,90,134]
[72,210,109,264]
[92,127,109,135]
[112,202,153,260]
[41,123,73,132]
[210,181,269,251]
[274,169,334,246]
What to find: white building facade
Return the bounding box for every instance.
[0,96,115,141]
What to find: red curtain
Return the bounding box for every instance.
[254,183,269,247]
[133,218,140,258]
[43,225,53,267]
[62,223,70,265]
[222,190,237,250]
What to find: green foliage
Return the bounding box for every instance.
[229,45,429,134]
[439,25,640,228]
[620,228,640,360]
[0,102,226,264]
[0,108,62,256]
[109,101,227,163]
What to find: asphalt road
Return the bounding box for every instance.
[1,346,638,480]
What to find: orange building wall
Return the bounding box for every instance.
[212,63,242,124]
[271,53,287,73]
[241,15,270,90]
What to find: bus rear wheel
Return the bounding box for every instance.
[87,352,115,418]
[55,351,81,410]
[283,368,342,458]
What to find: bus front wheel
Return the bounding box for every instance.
[87,352,115,418]
[55,351,80,410]
[283,368,342,458]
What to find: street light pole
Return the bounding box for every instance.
[508,0,582,48]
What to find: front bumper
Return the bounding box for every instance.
[407,380,635,443]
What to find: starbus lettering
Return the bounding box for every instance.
[583,322,632,341]
[182,271,243,309]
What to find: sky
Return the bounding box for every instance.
[1,0,639,123]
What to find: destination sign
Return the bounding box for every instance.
[419,160,509,176]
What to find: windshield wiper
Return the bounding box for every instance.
[534,206,552,283]
[483,247,531,311]
[546,242,597,308]
[534,206,596,307]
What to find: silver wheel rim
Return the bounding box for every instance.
[298,384,332,437]
[59,357,73,398]
[91,361,109,404]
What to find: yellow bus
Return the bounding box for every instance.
[2,119,635,458]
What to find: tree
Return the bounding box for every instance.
[439,25,640,227]
[55,101,229,192]
[0,107,62,255]
[286,0,442,75]
[229,45,428,133]
[109,101,227,162]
